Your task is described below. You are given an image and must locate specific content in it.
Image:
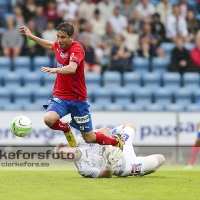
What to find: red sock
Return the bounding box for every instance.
[189,145,200,165]
[51,120,69,133]
[94,131,118,146]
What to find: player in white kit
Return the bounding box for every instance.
[55,123,165,178]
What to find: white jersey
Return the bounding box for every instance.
[74,126,144,178]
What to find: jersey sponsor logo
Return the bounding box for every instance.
[74,115,90,124]
[57,62,65,68]
[70,53,78,61]
[131,163,142,176]
[60,52,68,58]
[53,98,61,103]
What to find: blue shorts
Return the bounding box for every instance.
[43,97,93,132]
[197,131,200,139]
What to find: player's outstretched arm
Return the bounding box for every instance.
[41,62,78,75]
[19,26,53,51]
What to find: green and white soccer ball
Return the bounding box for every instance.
[11,116,32,137]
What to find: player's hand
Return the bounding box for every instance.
[102,146,122,169]
[41,66,58,76]
[19,26,33,39]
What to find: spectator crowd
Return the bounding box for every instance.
[1,0,200,74]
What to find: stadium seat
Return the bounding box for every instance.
[0,87,12,109]
[43,73,56,89]
[93,87,113,106]
[134,88,153,107]
[33,56,51,74]
[184,43,195,51]
[145,104,165,111]
[149,0,160,6]
[4,72,23,89]
[165,103,185,111]
[174,88,193,107]
[89,103,104,111]
[196,14,200,21]
[162,73,181,92]
[113,87,133,106]
[143,72,161,92]
[23,72,43,88]
[123,72,142,88]
[0,56,11,73]
[194,90,200,104]
[104,103,124,111]
[160,42,175,54]
[13,56,31,73]
[185,104,200,111]
[1,103,23,111]
[33,87,52,110]
[13,87,33,109]
[85,72,101,88]
[151,57,170,73]
[182,73,200,90]
[103,71,121,88]
[132,57,149,72]
[124,103,144,111]
[154,87,173,107]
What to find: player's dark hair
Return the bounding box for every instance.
[56,22,74,37]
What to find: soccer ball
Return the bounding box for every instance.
[11,116,32,137]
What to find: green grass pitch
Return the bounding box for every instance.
[0,165,200,200]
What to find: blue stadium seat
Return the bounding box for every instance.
[104,103,124,111]
[0,74,4,86]
[151,57,170,73]
[0,56,11,73]
[0,87,12,109]
[24,72,43,88]
[43,74,56,89]
[145,104,165,111]
[123,72,142,88]
[196,14,200,21]
[154,87,173,107]
[149,0,160,6]
[124,103,144,111]
[132,57,149,72]
[4,72,23,89]
[13,56,31,73]
[182,73,200,90]
[184,43,195,51]
[143,72,161,92]
[85,72,101,88]
[33,56,51,74]
[113,87,133,106]
[89,103,104,111]
[185,104,200,111]
[13,87,33,109]
[194,90,200,104]
[160,42,176,54]
[33,87,52,110]
[169,0,179,6]
[162,73,181,92]
[134,88,152,106]
[93,87,112,106]
[174,88,193,107]
[0,0,9,5]
[165,103,185,111]
[2,103,23,111]
[103,71,121,88]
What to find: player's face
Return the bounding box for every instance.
[57,31,73,50]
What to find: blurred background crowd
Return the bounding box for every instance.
[1,0,200,75]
